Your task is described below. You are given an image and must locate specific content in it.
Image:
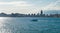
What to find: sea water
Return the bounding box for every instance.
[0,17,60,33]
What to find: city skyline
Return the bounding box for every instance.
[0,0,60,14]
[0,10,60,17]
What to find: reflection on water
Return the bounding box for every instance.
[0,17,60,33]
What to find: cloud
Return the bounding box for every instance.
[0,6,40,14]
[0,0,60,14]
[0,1,35,14]
[0,1,33,6]
[43,0,60,10]
[0,0,24,2]
[0,1,40,14]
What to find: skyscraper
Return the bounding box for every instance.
[41,10,43,15]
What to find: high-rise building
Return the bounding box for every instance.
[41,10,43,15]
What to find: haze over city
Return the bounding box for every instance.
[0,0,60,14]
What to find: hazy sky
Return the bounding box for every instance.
[0,0,60,14]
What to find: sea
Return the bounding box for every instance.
[0,17,60,33]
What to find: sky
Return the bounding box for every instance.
[0,0,60,14]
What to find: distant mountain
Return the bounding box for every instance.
[44,10,60,14]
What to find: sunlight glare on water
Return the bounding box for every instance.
[0,17,12,33]
[0,17,6,26]
[0,17,60,33]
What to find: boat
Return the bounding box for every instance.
[31,19,38,21]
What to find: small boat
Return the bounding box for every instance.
[31,19,38,21]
